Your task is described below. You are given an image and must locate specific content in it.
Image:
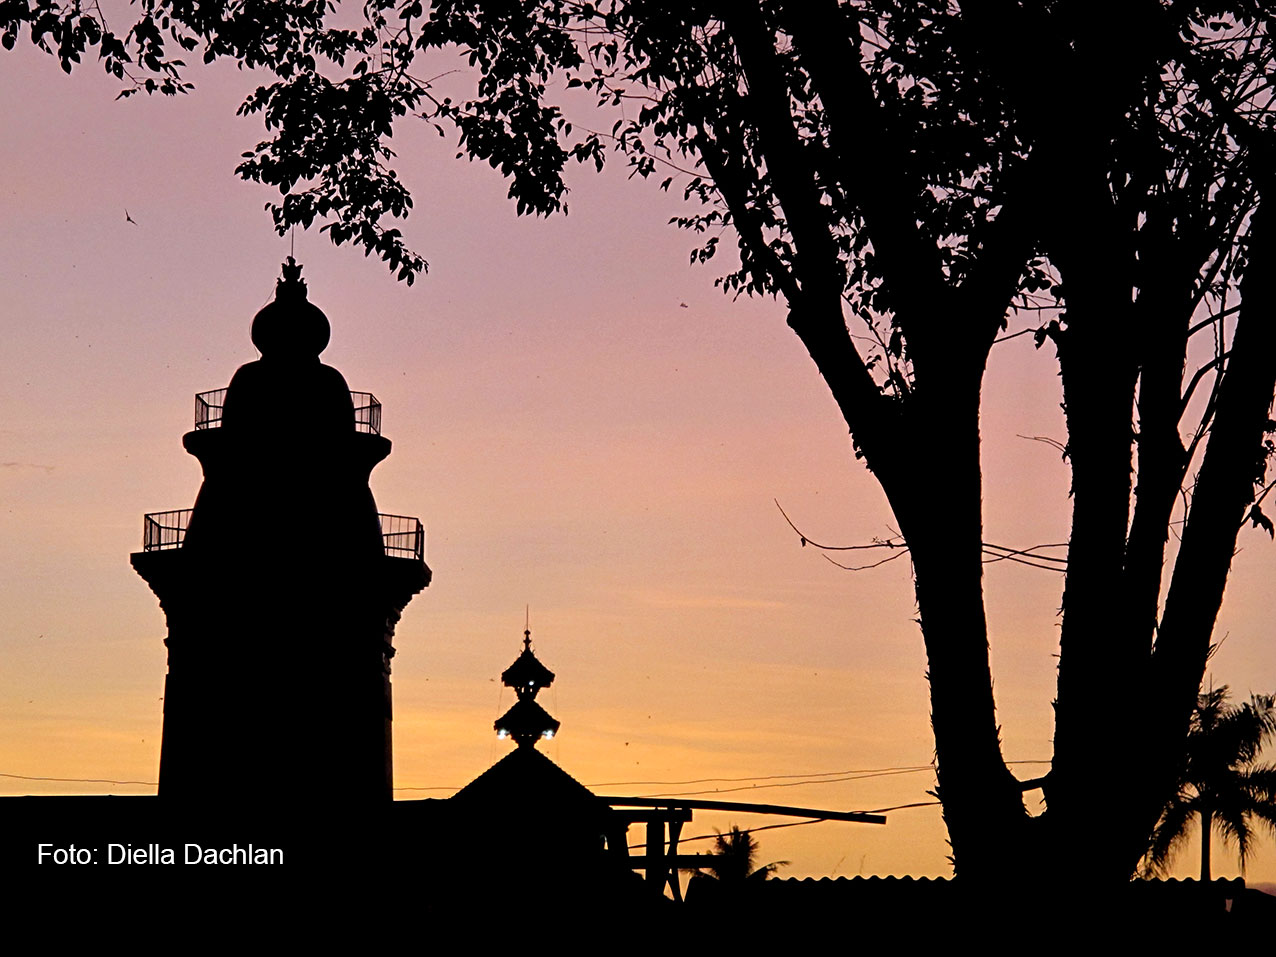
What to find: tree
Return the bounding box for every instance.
[694,826,787,884]
[1144,686,1276,881]
[7,1,1276,885]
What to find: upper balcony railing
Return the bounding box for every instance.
[353,393,382,435]
[194,389,227,430]
[142,509,424,561]
[194,389,382,435]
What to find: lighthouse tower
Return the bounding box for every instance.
[131,259,429,803]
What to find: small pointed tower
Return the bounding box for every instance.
[443,627,634,910]
[131,259,430,803]
[494,625,561,748]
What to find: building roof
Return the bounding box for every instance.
[451,744,605,818]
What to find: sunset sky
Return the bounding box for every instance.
[3,38,1275,885]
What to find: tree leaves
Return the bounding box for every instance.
[1144,686,1276,877]
[2,0,426,276]
[0,1,1022,298]
[0,0,1054,301]
[1246,503,1274,538]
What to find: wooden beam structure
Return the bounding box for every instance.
[597,796,887,825]
[602,795,886,899]
[609,808,694,824]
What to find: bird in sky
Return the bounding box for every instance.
[125,210,138,225]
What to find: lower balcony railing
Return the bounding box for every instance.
[142,509,192,551]
[378,514,425,561]
[142,509,424,561]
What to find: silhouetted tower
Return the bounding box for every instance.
[131,259,430,803]
[494,626,560,748]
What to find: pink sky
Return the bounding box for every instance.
[2,40,1274,883]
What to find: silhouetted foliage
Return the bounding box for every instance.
[693,826,787,884]
[1143,686,1276,880]
[9,2,1276,883]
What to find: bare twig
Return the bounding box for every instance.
[778,501,1067,573]
[775,499,907,551]
[823,550,910,571]
[1017,433,1068,455]
[992,326,1040,344]
[1179,351,1230,421]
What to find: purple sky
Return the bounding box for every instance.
[2,38,1274,883]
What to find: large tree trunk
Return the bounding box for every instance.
[1028,134,1148,883]
[889,374,1031,878]
[1136,206,1276,861]
[787,288,1030,877]
[1046,207,1276,881]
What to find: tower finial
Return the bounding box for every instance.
[277,256,308,302]
[524,604,531,650]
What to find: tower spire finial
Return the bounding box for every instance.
[495,617,559,746]
[277,256,307,302]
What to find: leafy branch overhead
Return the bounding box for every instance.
[0,0,1070,309]
[1,0,655,282]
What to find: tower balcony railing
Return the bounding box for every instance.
[194,389,382,435]
[143,509,192,551]
[378,514,426,562]
[194,389,226,430]
[353,393,382,435]
[142,509,424,561]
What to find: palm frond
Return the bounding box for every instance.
[1213,792,1256,871]
[1242,764,1276,836]
[1144,684,1276,876]
[1142,793,1199,877]
[697,825,787,883]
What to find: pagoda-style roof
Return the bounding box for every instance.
[501,646,556,694]
[492,625,561,749]
[495,699,561,746]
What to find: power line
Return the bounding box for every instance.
[585,764,935,789]
[2,759,1050,794]
[392,764,938,793]
[634,766,934,798]
[394,785,460,791]
[595,759,1048,793]
[863,800,942,813]
[630,817,828,850]
[0,770,158,786]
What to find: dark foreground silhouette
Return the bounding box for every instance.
[131,259,428,803]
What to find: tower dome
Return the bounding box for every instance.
[250,256,331,359]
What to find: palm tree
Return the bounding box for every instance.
[695,826,789,883]
[1143,685,1276,880]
